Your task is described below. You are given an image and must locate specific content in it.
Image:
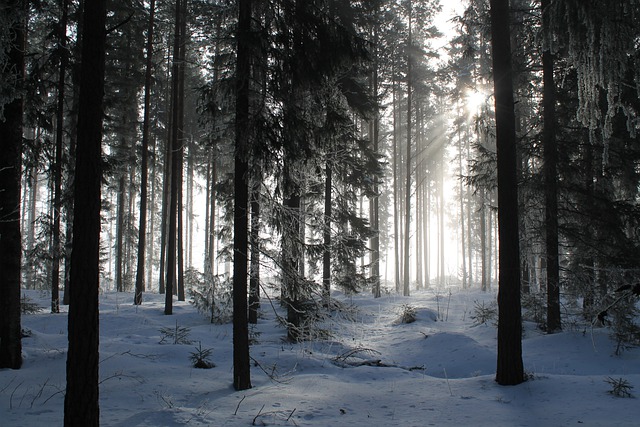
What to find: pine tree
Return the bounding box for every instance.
[541,0,561,333]
[0,0,26,370]
[489,0,525,386]
[63,0,107,423]
[233,0,252,391]
[134,0,156,305]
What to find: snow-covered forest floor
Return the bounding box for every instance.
[2,287,639,426]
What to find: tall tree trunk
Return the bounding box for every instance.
[134,0,156,305]
[0,0,25,370]
[232,0,252,391]
[392,76,400,294]
[459,113,467,288]
[323,161,332,304]
[466,126,474,287]
[542,0,561,333]
[423,175,430,288]
[51,0,69,313]
[186,139,194,269]
[63,0,83,305]
[115,174,126,291]
[147,135,157,290]
[63,0,106,422]
[489,0,525,386]
[248,176,261,324]
[403,4,412,297]
[166,0,186,313]
[176,29,186,302]
[480,189,487,292]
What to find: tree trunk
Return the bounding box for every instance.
[542,0,561,333]
[249,176,261,324]
[115,174,126,292]
[489,0,525,386]
[403,10,412,297]
[459,112,467,288]
[232,0,252,390]
[134,0,156,305]
[0,0,25,370]
[480,189,487,292]
[392,76,400,294]
[166,0,186,314]
[63,0,106,422]
[51,0,69,313]
[323,161,332,304]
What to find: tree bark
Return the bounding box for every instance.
[166,0,186,314]
[403,3,412,297]
[249,176,261,324]
[134,0,156,305]
[323,161,332,304]
[63,0,106,422]
[489,0,525,386]
[542,0,561,333]
[232,0,252,391]
[0,0,25,370]
[51,0,69,313]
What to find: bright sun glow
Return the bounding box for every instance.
[465,89,487,115]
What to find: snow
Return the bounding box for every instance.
[3,288,640,426]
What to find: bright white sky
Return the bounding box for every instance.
[433,0,466,57]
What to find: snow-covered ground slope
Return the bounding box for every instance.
[2,288,639,426]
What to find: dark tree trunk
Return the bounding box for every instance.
[134,0,156,305]
[323,161,332,304]
[232,0,252,391]
[63,0,106,423]
[489,0,525,386]
[51,0,69,313]
[176,0,187,302]
[0,0,25,370]
[542,0,561,333]
[166,0,186,314]
[249,177,261,324]
[370,27,381,298]
[392,77,401,294]
[403,5,412,297]
[115,174,126,292]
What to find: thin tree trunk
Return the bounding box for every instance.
[542,0,561,333]
[323,161,332,304]
[166,0,186,314]
[51,0,69,313]
[176,0,187,302]
[392,76,400,294]
[403,4,412,297]
[459,112,467,288]
[249,176,261,324]
[147,135,157,290]
[481,189,487,292]
[135,0,155,304]
[115,174,126,292]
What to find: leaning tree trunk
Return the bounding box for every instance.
[63,0,106,423]
[489,0,525,386]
